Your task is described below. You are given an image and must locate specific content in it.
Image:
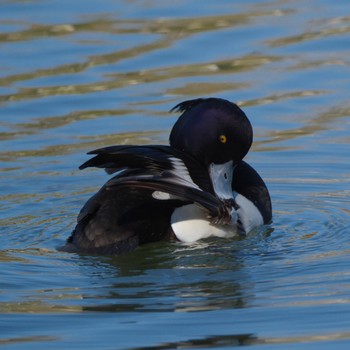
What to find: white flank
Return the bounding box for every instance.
[171,204,237,243]
[235,193,264,233]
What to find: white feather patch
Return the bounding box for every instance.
[152,191,180,200]
[168,157,201,190]
[152,191,172,200]
[235,193,264,233]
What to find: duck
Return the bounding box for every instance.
[62,97,272,254]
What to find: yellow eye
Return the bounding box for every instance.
[219,134,227,144]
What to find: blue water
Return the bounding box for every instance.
[1,0,350,348]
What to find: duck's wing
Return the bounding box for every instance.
[80,145,175,173]
[106,171,233,225]
[79,145,233,224]
[80,145,208,187]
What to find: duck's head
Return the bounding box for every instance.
[169,97,253,201]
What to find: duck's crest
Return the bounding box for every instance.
[170,98,207,113]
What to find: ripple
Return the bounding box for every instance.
[1,0,350,348]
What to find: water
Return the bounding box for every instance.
[1,0,350,348]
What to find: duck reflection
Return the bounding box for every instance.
[77,234,269,313]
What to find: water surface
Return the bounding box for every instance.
[1,0,350,349]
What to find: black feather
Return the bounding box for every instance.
[79,145,213,193]
[170,98,207,113]
[106,173,233,225]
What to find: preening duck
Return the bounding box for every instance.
[63,97,272,254]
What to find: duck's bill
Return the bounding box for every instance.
[208,160,235,201]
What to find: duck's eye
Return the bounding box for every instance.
[219,134,227,144]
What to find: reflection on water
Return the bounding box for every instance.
[1,0,350,349]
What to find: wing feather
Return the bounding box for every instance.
[79,144,233,223]
[79,145,213,192]
[106,172,233,225]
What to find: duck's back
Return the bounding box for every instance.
[64,185,182,254]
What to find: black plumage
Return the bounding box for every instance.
[62,98,272,254]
